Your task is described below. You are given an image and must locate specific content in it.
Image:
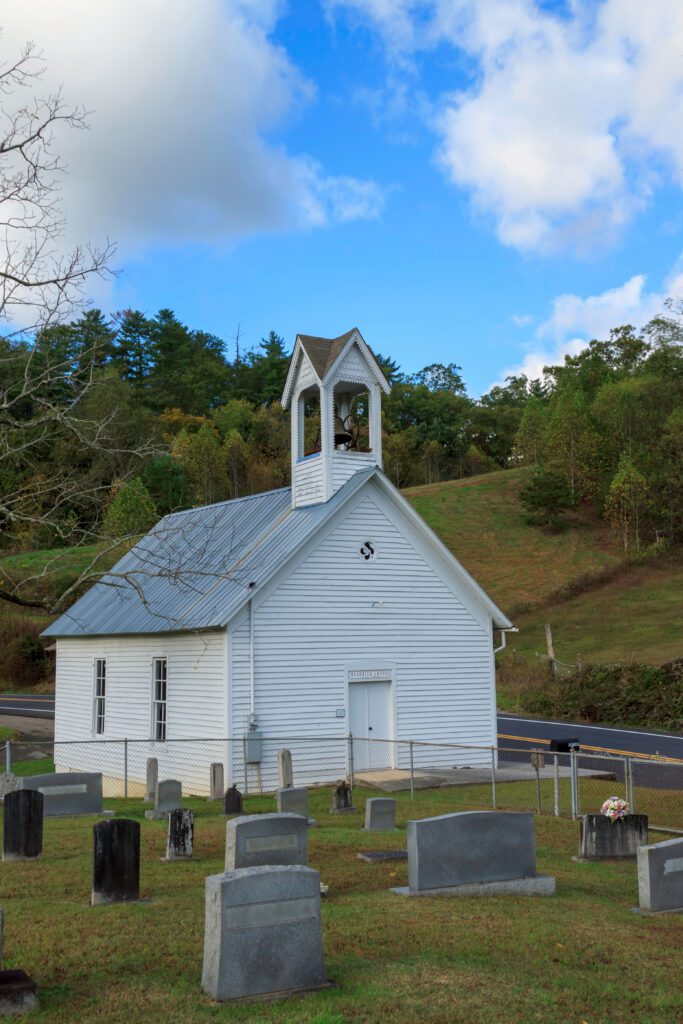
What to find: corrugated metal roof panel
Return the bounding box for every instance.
[42,471,376,637]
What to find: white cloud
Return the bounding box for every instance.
[331,0,683,253]
[0,1,383,257]
[511,313,534,328]
[497,257,683,383]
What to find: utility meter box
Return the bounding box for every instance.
[244,730,263,764]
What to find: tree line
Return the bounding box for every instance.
[2,302,682,591]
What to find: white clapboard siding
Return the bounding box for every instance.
[332,450,376,491]
[54,632,227,794]
[229,485,495,784]
[293,455,324,507]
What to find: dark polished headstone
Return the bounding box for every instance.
[223,785,243,816]
[166,809,194,860]
[92,818,140,905]
[330,781,355,814]
[3,790,43,861]
[579,815,648,860]
[0,970,39,1015]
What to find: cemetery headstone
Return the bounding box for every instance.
[330,780,355,814]
[364,797,397,831]
[145,758,158,803]
[637,836,683,914]
[223,785,243,816]
[225,813,308,870]
[578,814,648,860]
[209,763,224,801]
[277,749,293,790]
[91,819,140,905]
[393,810,555,897]
[0,772,18,801]
[18,772,104,817]
[165,809,194,861]
[276,786,312,823]
[3,790,43,861]
[201,865,327,1002]
[144,779,182,820]
[0,970,39,1016]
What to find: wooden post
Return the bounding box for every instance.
[545,623,557,677]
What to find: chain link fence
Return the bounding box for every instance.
[4,734,682,832]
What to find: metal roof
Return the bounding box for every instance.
[42,470,377,638]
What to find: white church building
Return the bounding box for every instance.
[44,328,512,794]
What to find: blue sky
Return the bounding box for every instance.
[4,1,683,394]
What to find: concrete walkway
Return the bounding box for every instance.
[355,759,616,793]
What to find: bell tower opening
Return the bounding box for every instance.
[282,328,391,508]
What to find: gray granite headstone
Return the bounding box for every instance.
[223,785,243,816]
[3,790,43,861]
[396,811,555,896]
[92,818,140,905]
[144,779,182,820]
[579,815,648,860]
[202,865,327,1002]
[277,749,293,790]
[18,772,103,817]
[165,809,194,860]
[637,837,683,913]
[225,813,308,870]
[209,763,224,801]
[364,798,397,831]
[145,758,158,803]
[276,786,308,818]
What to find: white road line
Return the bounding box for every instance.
[498,715,682,742]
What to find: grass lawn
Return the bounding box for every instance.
[404,469,621,615]
[507,552,683,667]
[1,785,681,1024]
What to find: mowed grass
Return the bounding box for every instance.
[1,785,681,1024]
[403,469,620,615]
[509,552,683,667]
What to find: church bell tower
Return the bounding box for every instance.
[281,328,391,508]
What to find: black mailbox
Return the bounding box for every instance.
[549,737,581,752]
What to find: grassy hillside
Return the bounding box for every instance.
[404,468,621,615]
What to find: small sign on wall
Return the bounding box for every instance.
[335,709,345,718]
[348,669,392,682]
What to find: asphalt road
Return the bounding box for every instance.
[0,694,681,763]
[0,693,55,719]
[497,712,683,762]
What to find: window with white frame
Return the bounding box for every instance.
[152,657,167,742]
[94,658,106,735]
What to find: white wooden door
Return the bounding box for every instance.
[349,681,392,771]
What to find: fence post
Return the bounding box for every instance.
[553,754,560,817]
[570,749,579,818]
[347,732,354,793]
[5,739,10,773]
[123,738,128,798]
[409,741,415,800]
[242,735,249,796]
[625,756,634,811]
[491,747,497,810]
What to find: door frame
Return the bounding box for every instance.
[345,661,397,770]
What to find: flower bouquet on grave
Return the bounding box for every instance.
[600,796,630,822]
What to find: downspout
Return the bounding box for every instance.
[247,583,258,729]
[493,626,518,655]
